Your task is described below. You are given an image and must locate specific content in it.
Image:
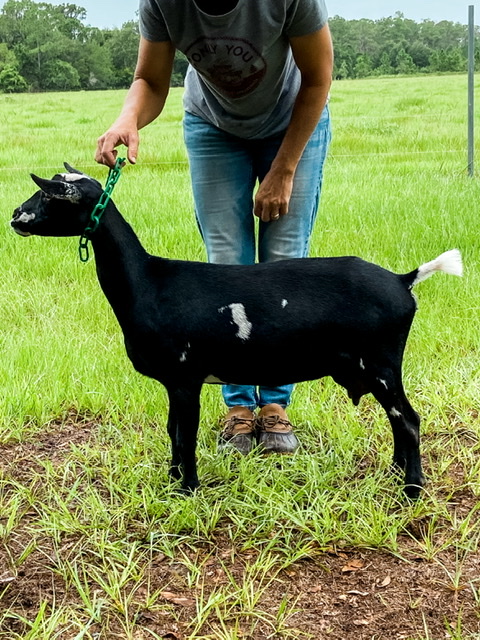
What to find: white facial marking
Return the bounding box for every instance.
[219,303,252,341]
[359,358,365,370]
[47,182,81,202]
[281,299,288,308]
[204,375,226,384]
[60,173,90,182]
[377,378,388,389]
[390,407,402,418]
[64,184,81,202]
[16,211,36,224]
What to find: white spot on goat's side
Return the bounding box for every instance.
[281,299,288,308]
[390,407,402,418]
[377,378,388,390]
[179,342,191,362]
[359,358,365,370]
[219,303,252,341]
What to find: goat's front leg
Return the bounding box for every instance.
[167,384,202,492]
[370,372,424,499]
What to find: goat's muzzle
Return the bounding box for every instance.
[11,208,34,236]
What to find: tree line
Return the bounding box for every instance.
[0,0,478,93]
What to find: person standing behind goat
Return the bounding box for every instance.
[95,0,333,456]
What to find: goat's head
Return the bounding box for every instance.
[11,163,104,237]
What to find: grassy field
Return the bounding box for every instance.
[0,74,479,639]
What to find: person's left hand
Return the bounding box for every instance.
[253,168,294,222]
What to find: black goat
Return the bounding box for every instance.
[11,164,463,498]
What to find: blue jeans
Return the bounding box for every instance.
[183,106,331,411]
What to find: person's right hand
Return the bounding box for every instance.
[95,119,139,168]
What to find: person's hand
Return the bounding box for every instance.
[253,167,294,222]
[95,119,139,168]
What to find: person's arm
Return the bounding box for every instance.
[95,36,176,168]
[253,23,333,222]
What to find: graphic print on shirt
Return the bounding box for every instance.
[184,36,267,98]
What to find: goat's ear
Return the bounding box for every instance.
[63,162,84,175]
[30,174,81,202]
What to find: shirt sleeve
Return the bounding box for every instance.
[139,0,171,42]
[285,0,329,37]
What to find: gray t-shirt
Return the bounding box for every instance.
[139,0,328,138]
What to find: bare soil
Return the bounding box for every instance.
[0,416,479,639]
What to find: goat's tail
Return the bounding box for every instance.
[403,249,463,289]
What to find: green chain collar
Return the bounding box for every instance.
[79,157,126,263]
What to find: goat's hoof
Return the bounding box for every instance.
[403,481,424,501]
[179,481,200,495]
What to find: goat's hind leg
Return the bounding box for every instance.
[166,400,182,483]
[370,371,424,499]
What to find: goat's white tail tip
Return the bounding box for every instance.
[413,249,463,285]
[436,248,463,277]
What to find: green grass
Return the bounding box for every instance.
[0,74,479,638]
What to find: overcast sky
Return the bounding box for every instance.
[0,1,476,28]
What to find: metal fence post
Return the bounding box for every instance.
[468,5,475,177]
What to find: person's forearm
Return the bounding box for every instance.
[113,37,175,130]
[115,76,170,131]
[96,38,174,167]
[253,80,331,221]
[270,81,330,177]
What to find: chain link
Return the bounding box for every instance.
[79,157,125,262]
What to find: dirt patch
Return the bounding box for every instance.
[1,534,479,639]
[124,537,480,639]
[0,409,97,484]
[0,415,479,639]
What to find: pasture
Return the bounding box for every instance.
[0,74,479,638]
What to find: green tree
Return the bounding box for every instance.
[429,47,466,73]
[329,16,357,79]
[43,58,80,90]
[104,20,139,88]
[396,48,417,74]
[0,42,16,69]
[0,63,28,91]
[329,10,473,80]
[336,60,349,80]
[354,53,373,78]
[407,41,432,69]
[0,0,114,90]
[0,1,477,91]
[171,50,188,86]
[374,52,394,76]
